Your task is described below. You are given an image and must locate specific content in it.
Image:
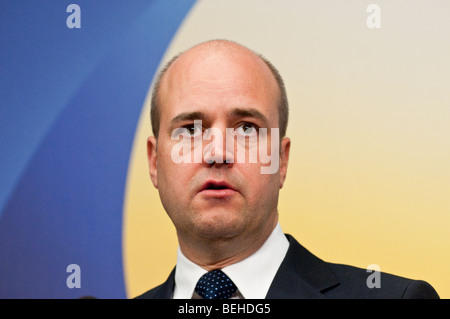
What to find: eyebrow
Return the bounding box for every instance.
[168,107,270,131]
[170,111,207,125]
[229,107,269,127]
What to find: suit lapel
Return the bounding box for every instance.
[266,234,340,298]
[136,268,175,299]
[156,268,176,298]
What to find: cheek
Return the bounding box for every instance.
[156,160,198,222]
[239,164,279,201]
[156,144,190,192]
[158,160,194,191]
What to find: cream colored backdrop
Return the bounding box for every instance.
[123,0,450,298]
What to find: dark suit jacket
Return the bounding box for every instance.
[135,234,439,299]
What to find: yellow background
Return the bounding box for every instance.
[123,0,450,298]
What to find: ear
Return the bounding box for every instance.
[279,137,290,189]
[147,136,158,189]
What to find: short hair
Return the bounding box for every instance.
[150,40,289,139]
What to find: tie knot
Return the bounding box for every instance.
[195,269,237,299]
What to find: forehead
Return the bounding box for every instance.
[158,44,280,125]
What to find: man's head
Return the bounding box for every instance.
[146,40,290,265]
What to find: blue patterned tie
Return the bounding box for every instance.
[195,269,237,299]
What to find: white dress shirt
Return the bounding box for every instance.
[172,223,290,299]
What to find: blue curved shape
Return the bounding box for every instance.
[0,0,196,298]
[0,1,153,216]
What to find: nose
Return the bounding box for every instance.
[202,127,234,166]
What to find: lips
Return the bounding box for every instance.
[198,180,237,198]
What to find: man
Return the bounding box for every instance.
[137,40,439,299]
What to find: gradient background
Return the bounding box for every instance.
[1,0,448,299]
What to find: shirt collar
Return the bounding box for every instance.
[173,223,289,299]
[173,246,206,299]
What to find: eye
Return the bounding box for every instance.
[175,122,203,138]
[236,122,258,137]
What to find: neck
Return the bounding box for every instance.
[177,216,278,271]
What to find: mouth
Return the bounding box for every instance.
[198,180,237,198]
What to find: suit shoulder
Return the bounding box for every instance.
[401,279,440,299]
[325,263,439,299]
[134,283,168,299]
[133,268,176,299]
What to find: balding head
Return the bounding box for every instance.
[146,40,292,260]
[150,40,288,139]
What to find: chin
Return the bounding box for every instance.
[192,211,245,240]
